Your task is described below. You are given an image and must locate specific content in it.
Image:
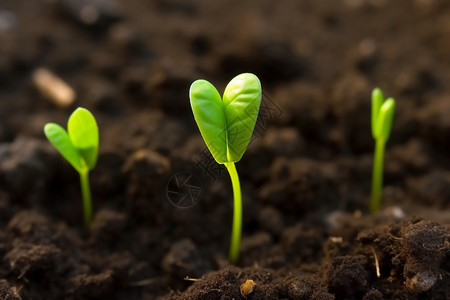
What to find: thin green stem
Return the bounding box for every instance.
[370,139,386,213]
[225,162,242,264]
[79,167,93,228]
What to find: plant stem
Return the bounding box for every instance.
[370,138,386,213]
[225,162,242,264]
[79,168,92,228]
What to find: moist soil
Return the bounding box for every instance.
[0,0,449,299]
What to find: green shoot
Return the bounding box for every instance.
[190,73,262,263]
[370,88,395,213]
[44,107,99,228]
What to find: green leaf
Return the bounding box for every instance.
[190,73,262,164]
[223,73,261,162]
[377,98,395,141]
[44,123,83,172]
[68,108,99,170]
[190,79,228,163]
[371,87,384,139]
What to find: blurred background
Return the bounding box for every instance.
[1,0,449,147]
[1,0,449,215]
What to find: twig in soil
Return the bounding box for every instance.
[386,232,403,240]
[329,236,343,243]
[128,278,159,287]
[189,73,262,264]
[17,267,29,282]
[10,285,23,299]
[370,246,381,278]
[184,276,201,282]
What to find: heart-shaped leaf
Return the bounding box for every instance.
[190,73,261,164]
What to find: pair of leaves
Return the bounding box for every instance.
[371,88,395,141]
[190,73,262,164]
[44,108,99,173]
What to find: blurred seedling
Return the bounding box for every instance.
[370,88,395,213]
[44,107,99,228]
[190,73,262,263]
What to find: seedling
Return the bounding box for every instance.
[44,107,99,227]
[370,88,395,213]
[190,73,262,263]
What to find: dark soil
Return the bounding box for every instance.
[0,0,449,299]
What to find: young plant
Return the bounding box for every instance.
[189,73,262,263]
[370,88,395,213]
[44,107,99,228]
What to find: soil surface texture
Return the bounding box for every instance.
[0,0,449,299]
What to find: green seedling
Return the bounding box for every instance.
[190,73,262,263]
[370,88,395,213]
[44,107,99,228]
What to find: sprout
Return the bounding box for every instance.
[190,73,262,263]
[44,107,99,227]
[370,88,395,213]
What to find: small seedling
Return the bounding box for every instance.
[370,88,395,213]
[44,107,99,227]
[190,73,262,263]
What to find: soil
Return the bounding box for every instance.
[0,0,449,299]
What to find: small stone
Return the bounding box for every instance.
[405,270,437,292]
[240,279,256,298]
[400,219,448,292]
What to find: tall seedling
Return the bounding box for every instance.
[370,88,395,213]
[190,73,262,263]
[44,108,99,227]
